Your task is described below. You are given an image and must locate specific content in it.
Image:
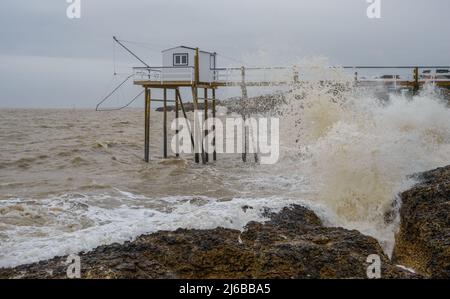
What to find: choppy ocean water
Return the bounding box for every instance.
[1,81,449,268]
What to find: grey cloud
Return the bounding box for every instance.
[0,0,449,107]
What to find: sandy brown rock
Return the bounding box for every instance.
[393,166,450,278]
[0,204,416,279]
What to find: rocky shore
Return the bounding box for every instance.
[1,165,449,279]
[393,166,450,278]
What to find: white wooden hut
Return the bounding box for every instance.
[161,46,217,83]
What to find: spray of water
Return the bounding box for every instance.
[278,63,450,254]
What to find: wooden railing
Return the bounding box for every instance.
[133,65,450,89]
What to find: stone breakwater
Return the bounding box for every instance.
[1,165,449,279]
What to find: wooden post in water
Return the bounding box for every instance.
[240,66,248,99]
[413,67,419,94]
[191,86,200,163]
[177,88,196,154]
[204,88,209,163]
[175,89,180,158]
[192,48,206,164]
[293,66,299,84]
[144,87,151,162]
[212,88,217,161]
[192,48,200,164]
[194,48,200,84]
[192,86,206,164]
[163,88,168,158]
[241,66,248,163]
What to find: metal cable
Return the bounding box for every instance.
[95,74,135,111]
[95,89,144,112]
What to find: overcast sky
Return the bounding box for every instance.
[0,0,449,108]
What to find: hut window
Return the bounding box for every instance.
[173,53,188,66]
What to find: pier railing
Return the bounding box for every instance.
[133,65,450,88]
[133,66,195,83]
[212,67,296,85]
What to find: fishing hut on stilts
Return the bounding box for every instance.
[96,37,450,165]
[134,46,220,164]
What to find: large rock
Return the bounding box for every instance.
[0,205,415,279]
[393,166,450,278]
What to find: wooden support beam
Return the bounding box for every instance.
[195,48,200,84]
[191,86,206,164]
[191,86,200,164]
[144,99,175,103]
[193,48,201,164]
[240,66,248,99]
[293,66,299,83]
[241,66,248,163]
[204,88,209,163]
[144,88,151,162]
[191,49,206,164]
[176,88,196,159]
[242,115,247,163]
[413,67,419,94]
[175,89,179,158]
[163,88,168,158]
[212,88,217,161]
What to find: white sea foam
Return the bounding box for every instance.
[278,68,450,254]
[1,194,318,268]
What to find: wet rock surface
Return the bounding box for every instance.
[393,165,450,278]
[0,204,415,279]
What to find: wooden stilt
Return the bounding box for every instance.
[212,88,217,161]
[163,88,168,158]
[191,87,200,164]
[175,89,180,158]
[293,66,299,84]
[144,87,151,162]
[242,115,247,163]
[204,88,209,163]
[240,66,248,99]
[177,88,196,158]
[193,49,200,164]
[241,66,248,163]
[413,67,419,95]
[194,48,200,83]
[192,48,206,164]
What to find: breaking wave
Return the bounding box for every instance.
[278,67,450,253]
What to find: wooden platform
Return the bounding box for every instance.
[134,80,225,88]
[134,79,450,89]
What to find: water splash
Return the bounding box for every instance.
[278,65,450,254]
